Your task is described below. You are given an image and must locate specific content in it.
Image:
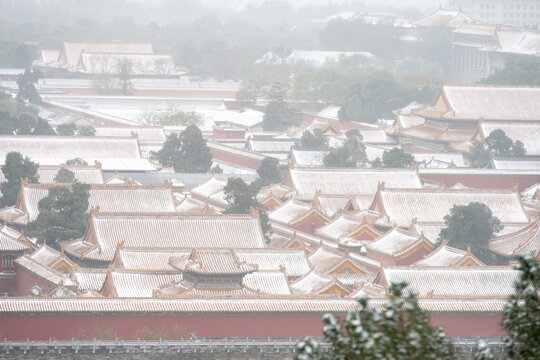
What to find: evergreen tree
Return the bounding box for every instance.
[256,157,286,187]
[54,168,76,183]
[372,148,414,168]
[173,125,213,173]
[16,68,41,104]
[223,177,272,240]
[297,129,329,151]
[482,60,540,86]
[26,182,90,249]
[486,129,514,157]
[512,140,526,157]
[344,129,367,165]
[466,141,492,168]
[152,133,181,167]
[438,202,503,263]
[77,126,96,136]
[0,152,39,206]
[323,147,355,167]
[117,57,134,95]
[64,158,88,165]
[56,123,77,136]
[296,283,454,360]
[503,254,540,359]
[262,83,294,131]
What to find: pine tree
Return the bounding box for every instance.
[0,152,39,206]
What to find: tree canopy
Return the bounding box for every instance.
[486,129,526,158]
[438,202,503,263]
[503,254,540,359]
[152,126,213,173]
[262,83,295,131]
[256,157,286,187]
[482,60,540,86]
[54,168,76,183]
[0,152,39,206]
[64,158,88,166]
[296,129,329,151]
[26,182,90,249]
[296,282,454,360]
[323,130,367,168]
[16,68,42,104]
[372,148,414,168]
[466,141,492,168]
[223,177,272,240]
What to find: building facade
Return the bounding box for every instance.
[448,0,540,27]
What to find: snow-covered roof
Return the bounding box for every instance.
[0,136,155,171]
[412,153,467,168]
[268,199,325,226]
[291,150,328,167]
[248,139,296,153]
[376,188,530,227]
[414,243,484,267]
[314,214,366,242]
[283,167,422,201]
[62,213,266,262]
[492,159,540,170]
[492,30,540,57]
[0,225,30,252]
[17,183,176,223]
[107,269,183,298]
[61,40,154,68]
[93,126,166,145]
[242,271,292,295]
[366,227,433,257]
[377,266,519,298]
[489,219,540,258]
[70,268,108,292]
[414,8,474,28]
[79,53,181,76]
[480,122,540,156]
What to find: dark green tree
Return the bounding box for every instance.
[344,129,367,165]
[26,182,90,249]
[372,148,414,168]
[482,60,540,86]
[438,202,503,263]
[486,129,514,157]
[173,125,213,173]
[54,168,76,183]
[56,123,77,136]
[152,133,181,167]
[296,282,454,360]
[77,126,96,136]
[16,68,41,104]
[503,254,540,359]
[64,158,88,165]
[0,152,39,206]
[512,141,526,157]
[467,141,492,168]
[223,177,272,240]
[117,57,134,95]
[256,157,286,187]
[323,147,355,168]
[338,71,414,123]
[262,83,294,131]
[297,129,329,151]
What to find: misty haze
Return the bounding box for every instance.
[0,0,539,359]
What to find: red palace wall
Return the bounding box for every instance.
[15,265,56,296]
[210,150,262,170]
[213,128,246,139]
[0,312,506,340]
[0,275,15,294]
[420,174,540,191]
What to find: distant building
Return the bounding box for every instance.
[448,0,540,27]
[34,40,187,78]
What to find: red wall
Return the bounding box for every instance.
[395,247,433,266]
[210,150,262,170]
[213,128,246,139]
[420,174,540,191]
[15,265,56,296]
[291,217,327,235]
[0,276,15,294]
[0,312,506,340]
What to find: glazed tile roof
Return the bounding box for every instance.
[63,213,266,262]
[235,249,311,278]
[70,268,108,292]
[116,248,189,271]
[18,183,176,223]
[414,243,484,267]
[480,122,540,156]
[190,176,228,208]
[14,256,77,288]
[0,136,155,171]
[61,40,154,67]
[376,188,529,227]
[269,199,323,226]
[94,127,166,144]
[181,249,257,275]
[107,270,183,298]
[366,227,433,257]
[315,214,372,242]
[0,297,510,313]
[284,167,422,201]
[0,225,29,252]
[243,271,292,295]
[489,220,540,257]
[377,266,519,298]
[414,8,473,28]
[0,165,104,184]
